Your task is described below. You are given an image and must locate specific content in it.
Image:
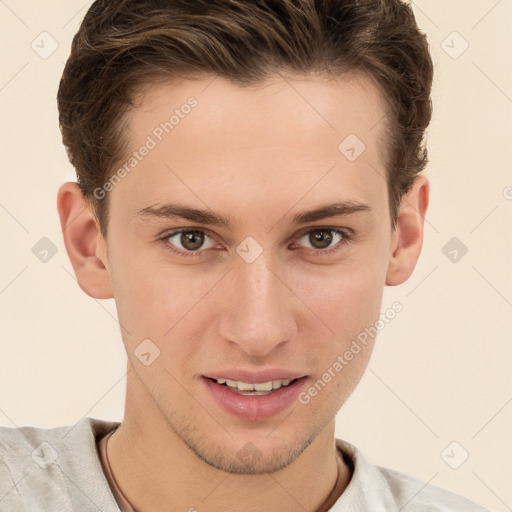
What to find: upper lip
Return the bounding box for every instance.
[203,369,307,383]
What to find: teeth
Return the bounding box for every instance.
[216,378,294,391]
[254,381,273,392]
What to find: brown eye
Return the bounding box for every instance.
[295,228,350,255]
[164,229,216,254]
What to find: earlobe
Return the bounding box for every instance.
[57,182,113,299]
[385,175,430,286]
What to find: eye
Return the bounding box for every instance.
[159,226,352,259]
[161,229,218,257]
[294,228,352,255]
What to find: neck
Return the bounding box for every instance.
[107,376,350,512]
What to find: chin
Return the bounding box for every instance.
[189,440,310,475]
[175,419,325,475]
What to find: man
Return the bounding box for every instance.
[0,1,491,511]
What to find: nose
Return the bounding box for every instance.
[218,253,297,357]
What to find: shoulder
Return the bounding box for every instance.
[334,438,492,512]
[0,417,121,511]
[377,465,491,512]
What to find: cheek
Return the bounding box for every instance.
[109,251,217,372]
[294,258,386,345]
[113,265,208,330]
[294,267,384,413]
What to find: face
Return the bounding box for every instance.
[103,71,394,474]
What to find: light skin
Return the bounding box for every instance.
[57,71,429,512]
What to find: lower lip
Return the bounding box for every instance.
[203,377,307,421]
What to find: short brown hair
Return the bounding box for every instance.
[57,0,433,236]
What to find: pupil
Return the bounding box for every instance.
[310,230,332,249]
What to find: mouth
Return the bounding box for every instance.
[202,374,308,421]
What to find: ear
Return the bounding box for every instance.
[386,175,430,286]
[57,182,113,299]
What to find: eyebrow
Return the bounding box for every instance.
[135,200,371,228]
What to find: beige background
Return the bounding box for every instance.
[1,1,511,510]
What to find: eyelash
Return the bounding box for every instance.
[158,227,353,259]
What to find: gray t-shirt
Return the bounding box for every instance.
[0,417,491,511]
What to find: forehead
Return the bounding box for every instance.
[110,71,390,225]
[130,70,388,146]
